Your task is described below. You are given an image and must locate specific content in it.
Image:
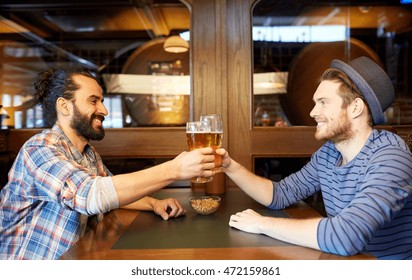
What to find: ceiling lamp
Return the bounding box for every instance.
[163,35,189,53]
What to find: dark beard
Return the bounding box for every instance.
[71,104,105,141]
[315,111,353,143]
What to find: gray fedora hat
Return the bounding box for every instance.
[331,56,395,125]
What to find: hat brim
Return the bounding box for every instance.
[331,59,384,124]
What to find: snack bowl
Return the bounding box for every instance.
[189,196,221,215]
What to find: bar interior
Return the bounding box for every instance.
[1,0,411,261]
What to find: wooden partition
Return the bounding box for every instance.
[3,125,412,163]
[3,128,186,159]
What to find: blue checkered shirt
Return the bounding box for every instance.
[0,125,111,259]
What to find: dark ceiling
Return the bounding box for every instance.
[1,1,409,46]
[0,0,189,43]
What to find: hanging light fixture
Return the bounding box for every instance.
[163,35,189,53]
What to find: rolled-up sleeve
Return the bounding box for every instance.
[86,176,119,214]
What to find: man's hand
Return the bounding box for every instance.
[153,198,187,220]
[229,209,264,234]
[172,147,215,180]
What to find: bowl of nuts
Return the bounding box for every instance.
[189,196,221,215]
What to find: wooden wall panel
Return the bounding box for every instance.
[251,127,323,157]
[6,128,187,158]
[191,0,228,139]
[226,0,254,170]
[6,125,411,160]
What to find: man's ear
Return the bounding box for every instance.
[56,97,71,116]
[351,97,366,119]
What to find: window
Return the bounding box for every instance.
[252,0,412,126]
[0,0,190,129]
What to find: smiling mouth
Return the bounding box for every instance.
[316,121,326,128]
[92,116,105,127]
[94,114,105,121]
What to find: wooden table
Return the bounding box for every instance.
[60,188,374,260]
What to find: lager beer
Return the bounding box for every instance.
[200,114,225,194]
[186,132,213,150]
[210,132,223,167]
[186,121,213,183]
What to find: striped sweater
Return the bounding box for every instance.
[269,129,412,259]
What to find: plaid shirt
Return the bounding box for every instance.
[0,125,111,259]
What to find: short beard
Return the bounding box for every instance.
[314,110,353,143]
[71,104,105,141]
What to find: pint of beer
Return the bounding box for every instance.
[199,114,225,194]
[186,121,213,183]
[200,114,223,167]
[209,131,223,166]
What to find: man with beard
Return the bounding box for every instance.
[216,57,412,259]
[0,68,216,260]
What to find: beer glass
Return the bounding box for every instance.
[200,114,223,168]
[186,120,213,183]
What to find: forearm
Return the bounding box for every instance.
[259,216,321,250]
[121,196,186,221]
[112,160,176,207]
[225,159,274,206]
[111,148,215,207]
[121,196,156,211]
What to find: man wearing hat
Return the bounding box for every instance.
[216,56,412,259]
